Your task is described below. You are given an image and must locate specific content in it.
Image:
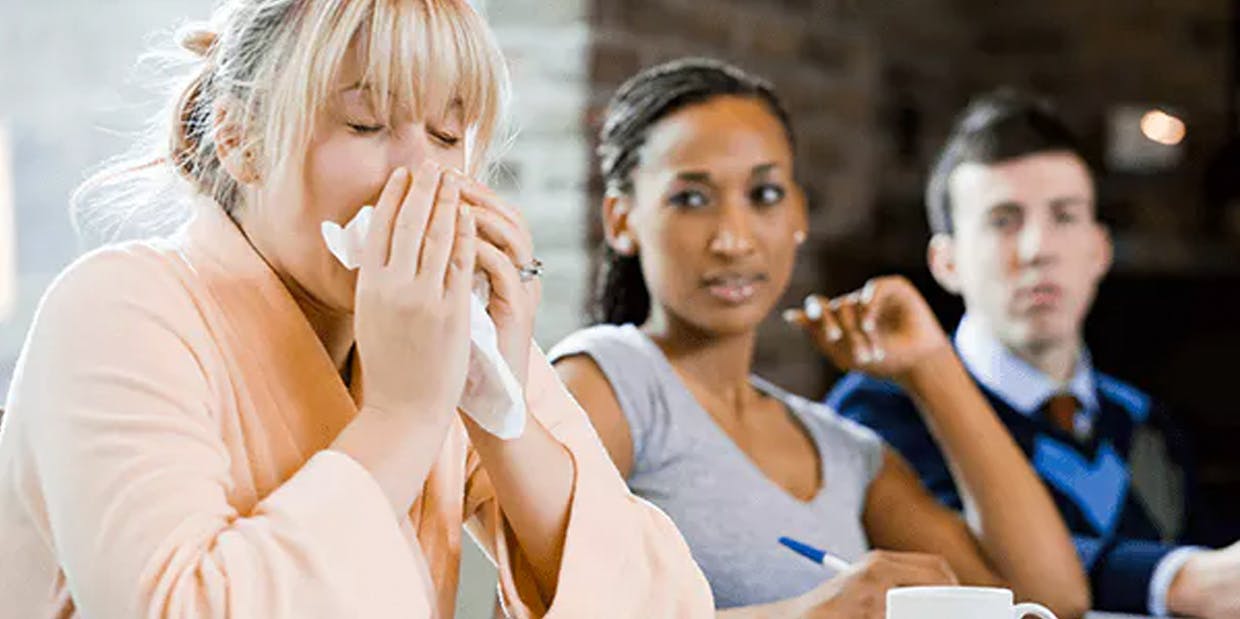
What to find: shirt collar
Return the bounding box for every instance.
[953,313,1099,418]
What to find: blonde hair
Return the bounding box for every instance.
[73,0,510,239]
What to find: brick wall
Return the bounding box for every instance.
[487,0,595,349]
[863,0,1234,272]
[582,0,1235,400]
[861,0,1240,505]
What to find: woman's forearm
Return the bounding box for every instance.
[330,405,456,517]
[898,347,1090,616]
[465,416,575,604]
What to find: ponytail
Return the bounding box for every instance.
[592,248,650,325]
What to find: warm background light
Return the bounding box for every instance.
[1140,109,1187,146]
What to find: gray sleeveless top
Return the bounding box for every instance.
[549,324,885,609]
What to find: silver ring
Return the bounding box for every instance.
[517,258,544,282]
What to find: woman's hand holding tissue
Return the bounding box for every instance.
[326,164,576,590]
[462,180,541,386]
[331,162,479,514]
[455,180,578,604]
[354,164,476,419]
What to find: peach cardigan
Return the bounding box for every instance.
[0,201,713,618]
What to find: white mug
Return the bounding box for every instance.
[887,586,1059,619]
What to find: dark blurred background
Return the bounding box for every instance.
[575,0,1240,523]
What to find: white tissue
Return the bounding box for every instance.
[322,206,528,439]
[321,206,373,270]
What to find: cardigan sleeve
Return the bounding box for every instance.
[19,248,435,618]
[462,344,715,618]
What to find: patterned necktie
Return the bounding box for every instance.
[1043,392,1080,437]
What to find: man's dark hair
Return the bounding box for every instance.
[926,89,1092,235]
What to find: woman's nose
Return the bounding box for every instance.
[709,205,756,256]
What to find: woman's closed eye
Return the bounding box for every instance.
[344,120,460,148]
[346,121,386,135]
[427,126,462,148]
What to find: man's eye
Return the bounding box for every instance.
[990,213,1019,229]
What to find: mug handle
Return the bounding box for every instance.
[1013,603,1058,619]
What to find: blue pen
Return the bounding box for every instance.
[778,536,852,572]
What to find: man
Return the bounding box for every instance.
[828,90,1240,617]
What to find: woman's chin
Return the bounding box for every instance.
[688,305,770,338]
[315,265,360,315]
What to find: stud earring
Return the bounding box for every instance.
[793,230,807,245]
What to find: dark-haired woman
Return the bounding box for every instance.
[550,58,1090,619]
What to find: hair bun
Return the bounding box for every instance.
[178,28,218,58]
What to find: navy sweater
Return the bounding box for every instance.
[828,368,1189,614]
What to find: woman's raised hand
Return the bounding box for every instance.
[354,161,476,427]
[785,275,952,381]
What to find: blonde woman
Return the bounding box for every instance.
[0,1,712,617]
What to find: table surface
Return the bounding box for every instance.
[1084,613,1153,618]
